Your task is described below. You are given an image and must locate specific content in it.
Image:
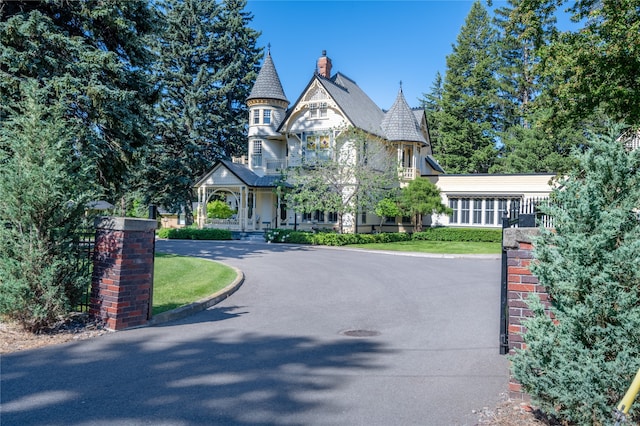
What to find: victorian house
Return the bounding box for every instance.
[194,50,443,233]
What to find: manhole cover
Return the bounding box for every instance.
[340,329,381,337]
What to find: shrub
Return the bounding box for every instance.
[264,229,412,246]
[207,200,235,219]
[412,227,502,243]
[510,129,640,424]
[157,227,232,240]
[0,84,98,332]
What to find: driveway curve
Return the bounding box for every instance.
[1,240,508,426]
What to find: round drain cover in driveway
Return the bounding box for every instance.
[339,329,381,337]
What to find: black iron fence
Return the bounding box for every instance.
[74,227,95,312]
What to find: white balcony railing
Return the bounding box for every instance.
[265,159,287,174]
[401,167,416,180]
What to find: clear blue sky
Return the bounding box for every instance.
[245,1,492,110]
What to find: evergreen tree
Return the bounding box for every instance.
[421,72,444,155]
[146,0,261,220]
[0,82,98,331]
[490,0,590,173]
[542,0,640,126]
[399,179,450,232]
[494,0,557,128]
[0,1,158,201]
[431,1,501,174]
[511,128,640,424]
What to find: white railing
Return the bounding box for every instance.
[401,167,416,180]
[204,218,240,228]
[265,159,287,174]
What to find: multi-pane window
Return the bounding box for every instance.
[485,199,495,225]
[449,198,458,223]
[319,102,328,118]
[252,109,271,124]
[304,132,332,163]
[498,199,508,219]
[447,197,522,226]
[252,140,262,167]
[308,103,318,118]
[473,199,482,224]
[308,102,327,119]
[460,198,470,224]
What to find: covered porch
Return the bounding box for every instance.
[194,160,285,231]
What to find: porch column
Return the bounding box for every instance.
[241,186,246,231]
[197,187,203,228]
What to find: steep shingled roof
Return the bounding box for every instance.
[247,51,288,103]
[381,88,427,144]
[194,160,283,188]
[315,73,386,138]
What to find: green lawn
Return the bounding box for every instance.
[348,240,501,254]
[153,253,237,315]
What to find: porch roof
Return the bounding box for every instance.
[195,160,285,188]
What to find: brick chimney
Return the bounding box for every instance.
[317,50,332,78]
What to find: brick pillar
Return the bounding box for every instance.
[503,228,552,401]
[90,217,157,331]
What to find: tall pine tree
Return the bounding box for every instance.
[146,0,261,220]
[490,0,580,173]
[0,1,158,201]
[430,1,500,174]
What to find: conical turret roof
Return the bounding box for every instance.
[381,88,426,144]
[247,51,288,103]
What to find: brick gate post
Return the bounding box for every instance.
[503,228,552,401]
[90,217,157,331]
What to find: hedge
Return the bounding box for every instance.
[265,229,413,246]
[265,227,501,245]
[411,227,502,243]
[157,227,233,240]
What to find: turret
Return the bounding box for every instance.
[246,48,289,173]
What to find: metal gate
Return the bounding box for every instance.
[74,227,95,312]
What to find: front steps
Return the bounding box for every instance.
[232,231,266,241]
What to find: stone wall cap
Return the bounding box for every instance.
[503,227,540,249]
[95,216,158,232]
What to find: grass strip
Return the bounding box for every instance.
[153,253,237,315]
[348,240,501,254]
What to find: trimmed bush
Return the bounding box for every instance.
[264,229,412,246]
[157,227,232,240]
[412,227,501,243]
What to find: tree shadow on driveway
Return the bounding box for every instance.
[1,325,394,425]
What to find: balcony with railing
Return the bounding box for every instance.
[265,158,287,174]
[401,167,416,180]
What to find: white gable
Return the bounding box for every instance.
[198,164,244,186]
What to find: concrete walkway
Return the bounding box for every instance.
[1,240,508,425]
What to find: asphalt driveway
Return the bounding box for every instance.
[1,240,508,425]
